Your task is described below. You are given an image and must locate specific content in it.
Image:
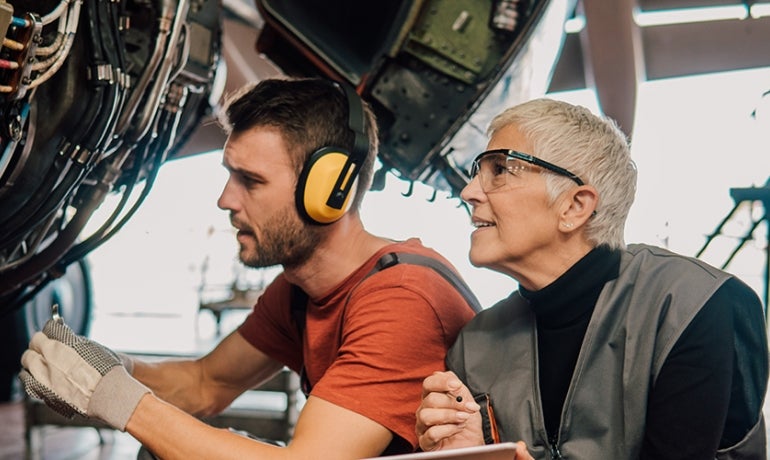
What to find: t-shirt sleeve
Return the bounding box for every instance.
[309,265,473,450]
[237,274,304,373]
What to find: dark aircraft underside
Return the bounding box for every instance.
[0,0,575,318]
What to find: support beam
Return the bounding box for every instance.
[579,0,643,138]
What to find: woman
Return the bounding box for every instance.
[415,98,768,459]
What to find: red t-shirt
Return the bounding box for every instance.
[237,238,477,452]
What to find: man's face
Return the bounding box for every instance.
[217,126,323,269]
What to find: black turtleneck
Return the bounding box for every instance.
[519,245,619,441]
[518,245,759,459]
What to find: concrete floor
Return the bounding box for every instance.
[0,401,140,460]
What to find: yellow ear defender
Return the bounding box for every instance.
[295,82,369,225]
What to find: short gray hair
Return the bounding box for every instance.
[488,98,636,249]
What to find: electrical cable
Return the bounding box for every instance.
[0,0,106,244]
[28,0,81,90]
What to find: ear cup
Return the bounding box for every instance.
[295,81,368,225]
[296,147,359,224]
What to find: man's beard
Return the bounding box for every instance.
[238,205,323,269]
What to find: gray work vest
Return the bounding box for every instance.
[447,244,768,459]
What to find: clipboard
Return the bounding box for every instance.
[361,442,519,459]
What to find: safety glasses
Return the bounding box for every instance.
[469,149,585,192]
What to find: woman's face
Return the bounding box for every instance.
[461,124,567,284]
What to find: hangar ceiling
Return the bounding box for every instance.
[216,0,770,142]
[548,0,770,137]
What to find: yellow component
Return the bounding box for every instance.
[303,151,356,224]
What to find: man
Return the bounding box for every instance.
[20,77,478,459]
[415,98,768,459]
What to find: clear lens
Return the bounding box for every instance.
[473,153,528,192]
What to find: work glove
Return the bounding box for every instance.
[117,351,136,375]
[19,318,150,431]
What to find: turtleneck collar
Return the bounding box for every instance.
[519,245,620,328]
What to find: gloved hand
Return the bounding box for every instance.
[19,318,150,431]
[117,352,136,375]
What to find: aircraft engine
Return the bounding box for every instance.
[0,0,224,314]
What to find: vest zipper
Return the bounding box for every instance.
[548,434,564,459]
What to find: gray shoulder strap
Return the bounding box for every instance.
[370,252,482,313]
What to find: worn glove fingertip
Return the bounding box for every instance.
[19,372,43,404]
[27,331,49,351]
[19,369,84,420]
[20,348,40,370]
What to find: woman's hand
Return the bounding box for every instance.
[415,371,484,451]
[415,371,534,459]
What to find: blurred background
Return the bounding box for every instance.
[83,66,770,354]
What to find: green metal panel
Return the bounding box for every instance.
[404,0,509,84]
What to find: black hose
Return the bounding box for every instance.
[0,178,110,295]
[0,157,88,246]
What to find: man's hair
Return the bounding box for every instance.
[488,98,637,249]
[219,77,379,211]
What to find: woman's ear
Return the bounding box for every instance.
[560,185,598,230]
